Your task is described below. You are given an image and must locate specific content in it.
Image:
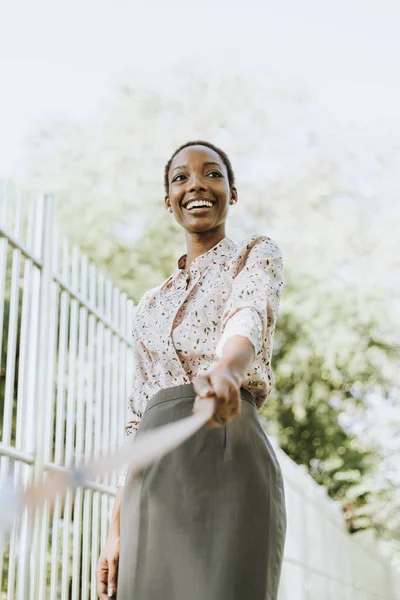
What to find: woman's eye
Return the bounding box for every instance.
[172,174,186,182]
[207,171,223,178]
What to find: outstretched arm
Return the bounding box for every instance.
[193,334,255,426]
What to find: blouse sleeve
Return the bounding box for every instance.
[215,237,284,358]
[117,306,150,487]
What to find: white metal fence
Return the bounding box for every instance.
[0,194,133,598]
[0,194,397,599]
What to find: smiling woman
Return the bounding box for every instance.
[96,140,286,600]
[164,140,238,242]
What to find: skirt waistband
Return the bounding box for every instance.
[145,383,255,413]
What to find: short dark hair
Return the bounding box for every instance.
[164,140,236,194]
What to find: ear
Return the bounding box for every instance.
[230,187,238,204]
[165,196,170,210]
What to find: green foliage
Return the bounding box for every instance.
[263,273,399,534]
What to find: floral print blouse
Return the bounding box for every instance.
[117,234,284,486]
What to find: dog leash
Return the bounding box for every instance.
[0,393,217,535]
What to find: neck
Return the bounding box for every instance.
[183,225,226,272]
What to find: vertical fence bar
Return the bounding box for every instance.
[15,200,34,600]
[81,264,96,599]
[100,279,112,548]
[24,201,44,600]
[110,288,120,489]
[110,290,117,490]
[28,199,43,600]
[90,272,104,600]
[3,196,23,600]
[0,192,10,586]
[28,197,55,600]
[0,193,9,393]
[49,237,70,600]
[15,199,36,600]
[118,294,127,454]
[2,196,22,448]
[61,245,79,600]
[71,253,88,600]
[38,220,59,599]
[14,199,34,466]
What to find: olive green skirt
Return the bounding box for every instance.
[118,383,286,600]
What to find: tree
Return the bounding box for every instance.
[264,272,399,535]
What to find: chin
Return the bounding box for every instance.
[187,222,223,235]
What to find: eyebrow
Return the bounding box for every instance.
[171,161,222,174]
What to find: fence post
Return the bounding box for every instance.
[29,196,56,599]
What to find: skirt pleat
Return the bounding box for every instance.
[118,384,286,600]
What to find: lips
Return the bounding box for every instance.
[184,205,214,214]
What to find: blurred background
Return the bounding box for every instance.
[0,0,399,597]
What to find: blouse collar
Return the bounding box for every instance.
[176,236,236,275]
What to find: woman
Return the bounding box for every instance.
[96,141,286,600]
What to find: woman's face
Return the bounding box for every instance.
[165,145,237,234]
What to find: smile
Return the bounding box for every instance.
[184,200,215,211]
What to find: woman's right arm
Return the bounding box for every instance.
[96,486,124,599]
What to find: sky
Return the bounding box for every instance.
[0,0,400,177]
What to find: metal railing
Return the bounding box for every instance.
[0,192,397,599]
[0,193,133,599]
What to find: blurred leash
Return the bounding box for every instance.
[0,393,217,539]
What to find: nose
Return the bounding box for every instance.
[188,173,207,192]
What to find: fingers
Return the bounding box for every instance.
[96,575,109,600]
[193,371,241,428]
[192,374,218,421]
[96,557,112,600]
[193,373,214,399]
[107,555,119,598]
[209,373,241,425]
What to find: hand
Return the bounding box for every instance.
[96,530,120,599]
[192,363,242,428]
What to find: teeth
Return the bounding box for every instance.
[185,200,213,210]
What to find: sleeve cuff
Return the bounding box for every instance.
[215,308,263,358]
